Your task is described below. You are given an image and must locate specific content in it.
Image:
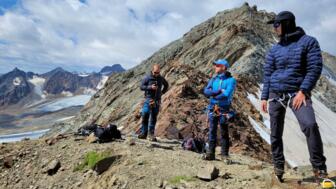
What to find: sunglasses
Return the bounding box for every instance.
[215,64,224,68]
[273,22,281,28]
[153,71,160,75]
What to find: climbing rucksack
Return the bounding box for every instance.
[182,137,206,153]
[95,124,121,143]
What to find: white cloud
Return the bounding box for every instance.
[0,0,335,73]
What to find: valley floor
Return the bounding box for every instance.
[0,95,91,136]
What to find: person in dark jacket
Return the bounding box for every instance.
[139,64,169,141]
[203,59,236,162]
[261,11,327,182]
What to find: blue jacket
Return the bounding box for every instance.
[140,73,169,100]
[261,27,323,100]
[204,72,236,108]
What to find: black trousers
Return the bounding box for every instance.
[208,111,230,156]
[269,92,327,171]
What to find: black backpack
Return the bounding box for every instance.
[95,124,121,143]
[182,137,206,153]
[76,124,121,143]
[76,124,99,136]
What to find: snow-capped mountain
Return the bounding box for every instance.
[0,68,33,106]
[0,64,125,107]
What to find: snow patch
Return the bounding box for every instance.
[28,76,46,98]
[56,116,75,122]
[328,77,336,86]
[13,77,22,86]
[97,76,108,90]
[100,72,109,75]
[61,91,73,97]
[78,74,90,77]
[37,95,91,112]
[248,116,271,144]
[82,87,97,95]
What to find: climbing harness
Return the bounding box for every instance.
[268,92,296,109]
[209,104,234,120]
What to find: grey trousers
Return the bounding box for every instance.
[268,92,327,171]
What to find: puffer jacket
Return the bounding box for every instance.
[261,27,323,100]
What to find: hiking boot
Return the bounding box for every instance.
[202,152,215,161]
[274,167,285,183]
[313,168,328,183]
[148,133,157,142]
[138,133,147,140]
[220,155,232,165]
[275,174,284,183]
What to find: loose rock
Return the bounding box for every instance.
[44,160,61,176]
[197,164,219,181]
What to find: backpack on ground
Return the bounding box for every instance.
[95,124,121,143]
[76,123,121,143]
[182,137,206,153]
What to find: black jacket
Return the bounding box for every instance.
[140,73,169,100]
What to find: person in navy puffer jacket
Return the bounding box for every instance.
[261,11,327,182]
[203,59,236,161]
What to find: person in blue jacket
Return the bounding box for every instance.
[261,11,327,182]
[139,64,169,141]
[203,59,236,161]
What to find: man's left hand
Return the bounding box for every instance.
[292,90,307,110]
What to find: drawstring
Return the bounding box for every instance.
[268,92,297,109]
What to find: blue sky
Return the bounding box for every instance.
[0,0,335,74]
[0,0,18,9]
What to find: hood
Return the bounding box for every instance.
[280,27,305,45]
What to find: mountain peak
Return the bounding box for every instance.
[52,67,66,72]
[12,67,25,73]
[100,64,125,75]
[1,67,27,78]
[41,67,69,78]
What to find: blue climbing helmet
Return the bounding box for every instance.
[213,59,230,68]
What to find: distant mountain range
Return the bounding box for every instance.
[0,64,125,107]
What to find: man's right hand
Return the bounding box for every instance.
[261,100,268,113]
[151,84,158,90]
